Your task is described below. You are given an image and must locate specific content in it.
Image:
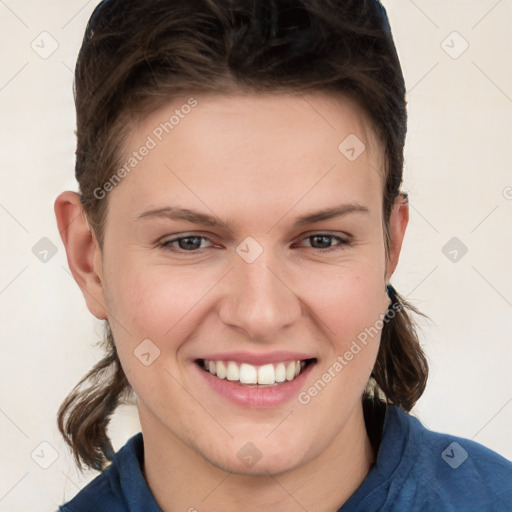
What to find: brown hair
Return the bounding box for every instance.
[58,0,428,472]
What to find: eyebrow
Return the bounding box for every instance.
[135,202,370,231]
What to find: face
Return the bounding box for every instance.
[89,91,401,475]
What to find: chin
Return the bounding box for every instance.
[210,452,303,477]
[196,434,307,477]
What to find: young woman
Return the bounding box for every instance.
[54,0,512,510]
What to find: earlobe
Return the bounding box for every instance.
[385,194,409,282]
[54,191,108,320]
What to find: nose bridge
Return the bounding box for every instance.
[218,245,302,339]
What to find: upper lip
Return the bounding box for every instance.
[196,351,316,366]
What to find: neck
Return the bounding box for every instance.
[141,401,374,512]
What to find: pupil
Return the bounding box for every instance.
[312,235,331,249]
[180,237,201,250]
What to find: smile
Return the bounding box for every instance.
[197,358,316,387]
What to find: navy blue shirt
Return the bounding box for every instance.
[57,405,512,511]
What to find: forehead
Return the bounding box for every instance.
[126,90,383,163]
[109,91,385,226]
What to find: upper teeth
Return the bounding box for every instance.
[202,359,306,385]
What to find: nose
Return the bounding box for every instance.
[217,247,303,341]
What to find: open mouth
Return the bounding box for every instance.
[196,358,317,387]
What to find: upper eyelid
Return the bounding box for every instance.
[160,231,349,241]
[160,232,350,248]
[293,233,349,248]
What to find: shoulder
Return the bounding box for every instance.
[57,433,147,512]
[57,469,121,512]
[394,407,512,511]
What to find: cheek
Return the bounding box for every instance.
[106,261,210,330]
[301,260,388,401]
[102,264,210,400]
[301,258,388,341]
[340,276,388,340]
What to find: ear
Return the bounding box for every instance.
[54,191,108,320]
[385,194,409,282]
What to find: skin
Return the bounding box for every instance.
[55,91,408,512]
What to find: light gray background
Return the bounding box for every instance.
[1,1,511,510]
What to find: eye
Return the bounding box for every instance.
[294,233,350,252]
[159,235,213,252]
[158,232,351,254]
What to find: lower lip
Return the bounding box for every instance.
[194,361,316,409]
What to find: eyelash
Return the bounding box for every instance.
[158,233,351,253]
